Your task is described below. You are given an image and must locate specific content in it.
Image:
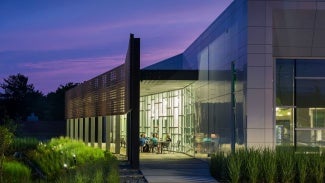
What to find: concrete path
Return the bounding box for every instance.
[140,153,217,183]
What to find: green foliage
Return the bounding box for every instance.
[8,137,39,154]
[107,166,120,183]
[0,116,17,134]
[2,160,31,183]
[28,144,62,180]
[0,126,14,181]
[210,151,227,181]
[47,137,105,165]
[27,137,118,182]
[261,148,277,183]
[55,154,119,183]
[227,152,242,183]
[309,153,325,183]
[245,148,260,183]
[296,153,308,183]
[0,126,14,154]
[210,146,325,183]
[276,147,295,183]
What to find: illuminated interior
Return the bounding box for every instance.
[140,86,195,155]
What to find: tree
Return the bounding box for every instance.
[25,89,46,120]
[1,73,34,100]
[0,73,43,120]
[45,82,78,120]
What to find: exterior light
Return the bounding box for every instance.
[73,154,77,165]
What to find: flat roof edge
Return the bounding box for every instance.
[140,70,198,80]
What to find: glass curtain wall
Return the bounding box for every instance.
[276,59,325,148]
[140,86,195,155]
[182,0,247,155]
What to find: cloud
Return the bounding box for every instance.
[20,55,124,75]
[0,0,234,93]
[19,55,125,94]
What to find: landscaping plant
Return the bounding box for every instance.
[309,153,325,183]
[210,151,227,181]
[227,151,242,183]
[210,146,325,183]
[2,160,31,183]
[245,148,260,183]
[9,137,39,154]
[27,137,119,182]
[295,153,308,183]
[0,126,14,182]
[261,148,277,183]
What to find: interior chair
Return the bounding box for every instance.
[161,141,171,153]
[171,140,181,152]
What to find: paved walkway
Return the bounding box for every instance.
[140,153,217,183]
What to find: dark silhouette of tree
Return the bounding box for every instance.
[1,73,78,122]
[25,90,46,120]
[0,73,39,120]
[45,82,78,120]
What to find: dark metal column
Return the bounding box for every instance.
[127,34,140,169]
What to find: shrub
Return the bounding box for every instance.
[210,151,227,181]
[27,144,62,180]
[0,126,14,182]
[276,147,295,183]
[27,137,119,182]
[296,153,308,183]
[55,155,119,183]
[227,152,242,183]
[8,137,39,154]
[245,148,260,183]
[211,146,325,183]
[2,160,31,183]
[309,153,325,183]
[261,148,277,183]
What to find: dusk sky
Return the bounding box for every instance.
[0,0,232,94]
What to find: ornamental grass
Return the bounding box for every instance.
[210,146,325,183]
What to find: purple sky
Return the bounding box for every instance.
[0,0,232,94]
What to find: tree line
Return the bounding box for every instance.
[0,73,78,123]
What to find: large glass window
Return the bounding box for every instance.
[140,86,195,155]
[276,59,294,106]
[275,107,294,145]
[296,79,325,107]
[276,59,325,148]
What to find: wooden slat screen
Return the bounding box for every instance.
[65,65,126,119]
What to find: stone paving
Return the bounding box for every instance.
[119,160,148,183]
[139,152,217,183]
[118,152,217,183]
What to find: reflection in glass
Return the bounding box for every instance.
[275,107,294,145]
[276,59,325,148]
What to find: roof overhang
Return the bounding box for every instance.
[140,70,198,96]
[140,80,196,96]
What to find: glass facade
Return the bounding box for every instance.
[139,0,249,156]
[276,59,325,147]
[140,86,195,155]
[139,1,249,156]
[184,0,247,153]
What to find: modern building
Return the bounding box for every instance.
[66,0,325,168]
